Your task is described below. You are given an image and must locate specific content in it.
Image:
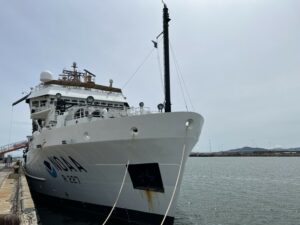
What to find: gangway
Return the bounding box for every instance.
[0,140,28,158]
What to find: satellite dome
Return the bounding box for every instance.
[40,71,53,82]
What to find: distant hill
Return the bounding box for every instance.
[227,146,300,152]
[227,147,267,152]
[279,147,300,152]
[190,146,300,157]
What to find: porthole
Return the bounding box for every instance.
[185,119,194,129]
[131,127,138,135]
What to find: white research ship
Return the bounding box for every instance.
[15,5,204,225]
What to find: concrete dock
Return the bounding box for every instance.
[0,162,38,225]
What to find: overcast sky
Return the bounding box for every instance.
[0,0,299,152]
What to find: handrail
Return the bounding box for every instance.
[66,106,157,121]
[0,140,28,155]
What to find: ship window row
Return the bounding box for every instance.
[32,98,125,109]
[32,100,47,107]
[60,98,124,108]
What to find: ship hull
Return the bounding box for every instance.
[31,191,175,225]
[25,112,203,224]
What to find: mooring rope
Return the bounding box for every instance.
[160,128,188,225]
[101,127,189,225]
[101,160,129,225]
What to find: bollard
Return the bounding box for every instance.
[13,166,19,174]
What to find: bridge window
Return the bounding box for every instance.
[32,101,39,107]
[40,100,47,107]
[74,108,84,119]
[92,110,102,117]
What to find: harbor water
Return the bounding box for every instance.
[34,157,300,225]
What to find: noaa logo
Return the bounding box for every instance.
[44,160,57,178]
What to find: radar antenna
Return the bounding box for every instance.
[60,62,82,82]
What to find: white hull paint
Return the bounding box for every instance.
[25,112,203,221]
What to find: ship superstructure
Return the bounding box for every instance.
[26,62,131,133]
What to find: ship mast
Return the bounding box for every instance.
[163,4,171,113]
